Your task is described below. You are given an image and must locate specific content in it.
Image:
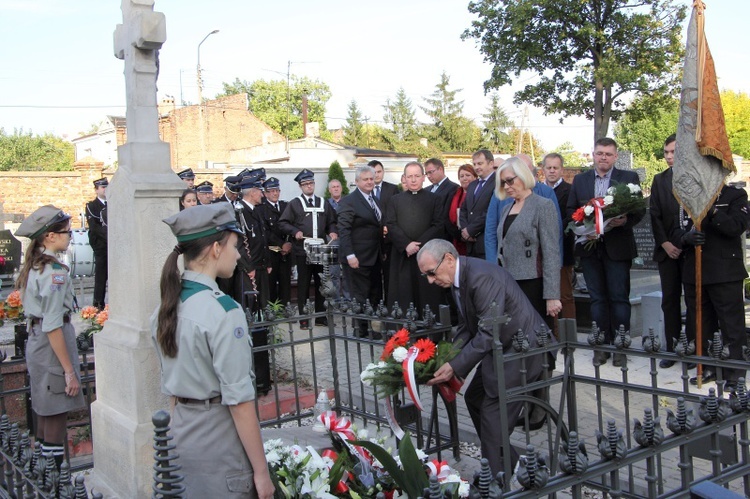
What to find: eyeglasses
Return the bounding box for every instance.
[425,169,438,176]
[500,176,518,187]
[421,254,446,278]
[54,230,73,236]
[594,151,616,158]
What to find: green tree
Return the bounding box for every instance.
[0,129,74,171]
[324,160,350,199]
[383,87,417,142]
[481,93,514,151]
[550,141,588,168]
[508,128,545,161]
[342,100,365,146]
[722,90,750,158]
[420,72,482,152]
[217,76,332,140]
[463,0,687,142]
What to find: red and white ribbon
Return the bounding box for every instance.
[426,459,451,481]
[402,346,424,411]
[318,412,371,461]
[384,397,406,440]
[592,198,607,235]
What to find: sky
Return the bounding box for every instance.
[0,0,748,154]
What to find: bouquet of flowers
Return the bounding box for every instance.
[567,182,646,249]
[360,329,461,400]
[0,290,25,326]
[264,439,340,499]
[79,305,109,337]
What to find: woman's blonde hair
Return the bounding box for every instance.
[494,157,536,200]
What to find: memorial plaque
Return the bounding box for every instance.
[632,203,658,270]
[0,230,21,275]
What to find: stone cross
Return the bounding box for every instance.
[113,0,166,144]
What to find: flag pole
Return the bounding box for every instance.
[695,223,703,388]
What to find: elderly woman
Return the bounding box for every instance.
[446,164,478,255]
[487,157,562,326]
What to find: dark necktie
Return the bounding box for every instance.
[374,185,381,199]
[307,197,314,208]
[274,203,279,212]
[474,179,485,196]
[368,195,381,221]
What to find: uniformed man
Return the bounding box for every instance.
[85,177,109,310]
[214,175,241,204]
[195,181,215,205]
[177,168,195,189]
[278,169,338,327]
[261,177,292,305]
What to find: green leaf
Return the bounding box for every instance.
[349,440,406,488]
[398,433,430,497]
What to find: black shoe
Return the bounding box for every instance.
[690,370,717,385]
[685,362,697,370]
[593,351,610,366]
[659,359,676,369]
[612,353,627,367]
[315,318,328,326]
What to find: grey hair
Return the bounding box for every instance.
[417,239,458,263]
[354,165,375,182]
[328,178,342,188]
[495,157,535,200]
[241,187,259,198]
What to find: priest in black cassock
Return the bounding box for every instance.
[385,162,447,317]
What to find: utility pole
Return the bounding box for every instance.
[197,29,219,168]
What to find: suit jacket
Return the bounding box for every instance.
[449,257,554,399]
[85,198,107,253]
[431,178,459,238]
[566,167,644,260]
[337,189,383,267]
[553,180,576,267]
[374,181,399,210]
[496,194,560,299]
[459,172,496,256]
[649,168,682,263]
[672,185,749,285]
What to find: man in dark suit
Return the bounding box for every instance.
[425,158,458,239]
[370,160,399,301]
[338,165,383,335]
[649,134,686,368]
[567,137,644,366]
[418,239,554,476]
[542,153,576,323]
[673,183,749,388]
[85,177,109,310]
[261,177,293,305]
[460,149,496,259]
[279,169,338,327]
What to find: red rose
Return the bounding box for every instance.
[572,207,585,223]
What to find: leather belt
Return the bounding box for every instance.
[176,395,222,405]
[30,314,70,326]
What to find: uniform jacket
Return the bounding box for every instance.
[235,200,269,272]
[496,193,561,299]
[260,199,290,248]
[459,172,496,255]
[649,168,682,263]
[672,185,749,285]
[337,189,383,267]
[278,195,338,258]
[566,168,644,260]
[85,198,107,253]
[449,257,554,399]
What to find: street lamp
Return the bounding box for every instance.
[197,29,219,168]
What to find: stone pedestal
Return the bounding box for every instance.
[641,291,666,349]
[88,141,182,497]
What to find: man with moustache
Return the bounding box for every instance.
[460,149,497,259]
[337,165,384,336]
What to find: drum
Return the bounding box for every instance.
[64,229,95,277]
[304,238,326,265]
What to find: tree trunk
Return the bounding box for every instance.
[594,79,605,143]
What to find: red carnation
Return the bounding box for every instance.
[572,207,585,223]
[414,338,437,363]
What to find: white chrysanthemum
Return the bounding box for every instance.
[603,195,614,206]
[583,205,594,216]
[357,429,369,440]
[415,448,428,462]
[265,450,281,466]
[627,183,641,194]
[458,481,470,497]
[607,186,616,195]
[392,347,408,362]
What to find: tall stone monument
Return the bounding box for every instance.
[88,1,183,496]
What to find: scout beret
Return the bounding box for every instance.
[163,203,243,243]
[195,181,214,193]
[294,169,315,183]
[93,177,109,187]
[177,168,195,180]
[263,177,280,190]
[16,205,71,240]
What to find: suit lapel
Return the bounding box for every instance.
[458,257,471,323]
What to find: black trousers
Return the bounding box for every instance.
[345,259,383,334]
[684,280,746,382]
[295,256,324,314]
[92,250,108,308]
[657,256,686,351]
[268,250,292,305]
[464,366,523,476]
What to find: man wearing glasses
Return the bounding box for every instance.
[418,238,555,476]
[384,162,445,318]
[566,137,643,367]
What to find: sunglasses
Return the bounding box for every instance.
[500,176,518,187]
[421,254,446,278]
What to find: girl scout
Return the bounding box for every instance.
[152,203,273,499]
[15,205,85,470]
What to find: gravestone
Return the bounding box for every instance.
[632,203,657,270]
[0,231,21,276]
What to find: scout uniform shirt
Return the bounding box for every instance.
[151,270,256,404]
[22,249,75,331]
